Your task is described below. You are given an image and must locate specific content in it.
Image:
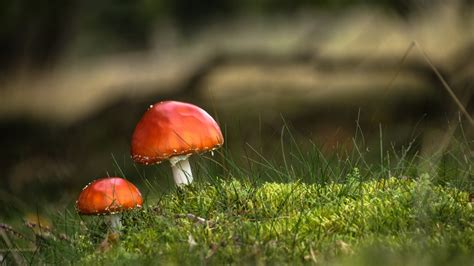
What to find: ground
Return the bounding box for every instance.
[6,172,473,265]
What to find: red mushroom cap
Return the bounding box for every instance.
[76,177,143,215]
[131,101,224,165]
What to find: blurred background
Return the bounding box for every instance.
[0,0,473,217]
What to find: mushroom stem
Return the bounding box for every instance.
[106,214,123,231]
[170,155,193,186]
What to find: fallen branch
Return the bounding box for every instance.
[175,214,215,227]
[0,224,33,243]
[24,221,70,242]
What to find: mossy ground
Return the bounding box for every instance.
[2,131,473,265]
[24,171,473,265]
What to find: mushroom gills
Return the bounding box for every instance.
[170,155,193,186]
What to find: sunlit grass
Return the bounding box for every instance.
[0,127,473,265]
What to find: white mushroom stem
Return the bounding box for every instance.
[170,155,193,186]
[105,214,123,231]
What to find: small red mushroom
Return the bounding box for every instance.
[76,177,143,230]
[131,101,224,186]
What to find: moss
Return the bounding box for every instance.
[68,177,474,264]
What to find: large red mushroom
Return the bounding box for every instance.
[76,177,143,230]
[131,101,224,186]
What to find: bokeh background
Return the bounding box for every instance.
[0,0,473,217]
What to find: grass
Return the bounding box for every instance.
[81,175,473,265]
[1,126,473,265]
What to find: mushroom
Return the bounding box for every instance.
[131,101,224,186]
[76,177,143,230]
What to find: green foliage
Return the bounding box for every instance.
[23,176,473,265]
[2,128,472,264]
